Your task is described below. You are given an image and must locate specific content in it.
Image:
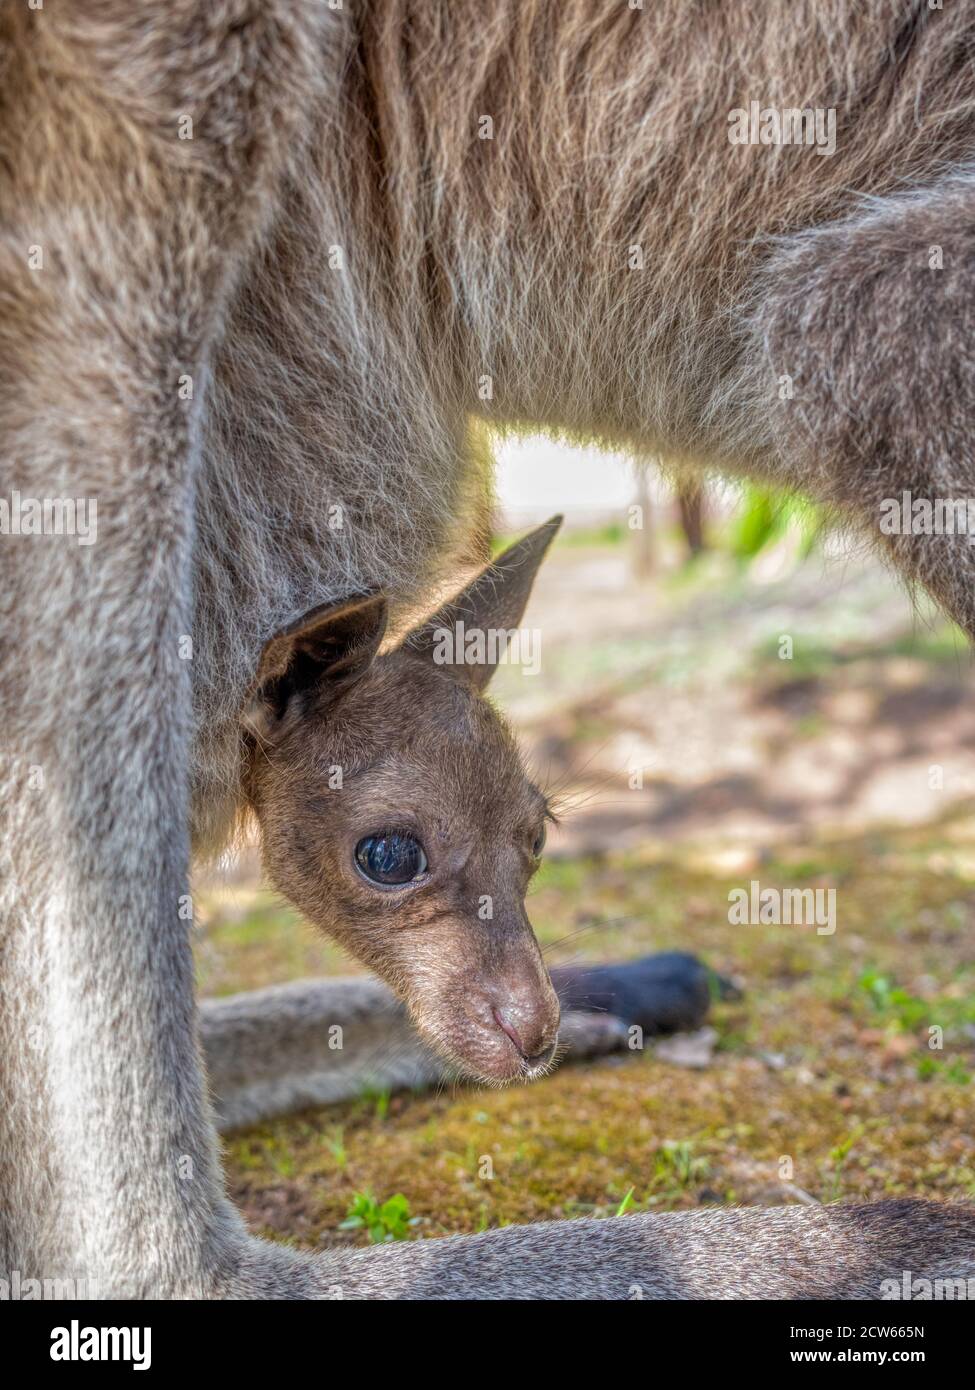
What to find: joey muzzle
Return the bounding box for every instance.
[462,932,562,1080]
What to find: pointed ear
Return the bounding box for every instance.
[402,515,561,691]
[243,592,387,742]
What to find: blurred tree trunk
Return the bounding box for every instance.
[631,463,654,577]
[677,480,706,556]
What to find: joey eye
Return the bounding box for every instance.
[355,832,428,886]
[532,824,547,858]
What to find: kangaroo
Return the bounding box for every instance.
[3,0,975,1298]
[242,521,566,1084]
[202,517,719,1127]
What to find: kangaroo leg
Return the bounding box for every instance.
[0,2,332,1296]
[750,168,975,639]
[202,980,443,1132]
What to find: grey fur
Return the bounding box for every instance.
[2,1,974,1297]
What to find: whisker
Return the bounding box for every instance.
[541,912,650,957]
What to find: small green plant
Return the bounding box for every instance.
[652,1140,710,1190]
[825,1125,865,1201]
[325,1126,347,1169]
[858,970,929,1031]
[358,1084,392,1121]
[262,1137,294,1179]
[340,1191,418,1244]
[614,1186,637,1217]
[916,1056,972,1086]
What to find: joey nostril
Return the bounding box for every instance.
[492,1005,526,1057]
[522,1039,558,1070]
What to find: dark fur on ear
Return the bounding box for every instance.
[243,592,387,741]
[402,516,561,690]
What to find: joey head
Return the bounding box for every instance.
[242,518,564,1083]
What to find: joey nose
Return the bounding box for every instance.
[492,1004,560,1069]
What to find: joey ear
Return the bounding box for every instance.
[402,515,561,691]
[243,592,387,742]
